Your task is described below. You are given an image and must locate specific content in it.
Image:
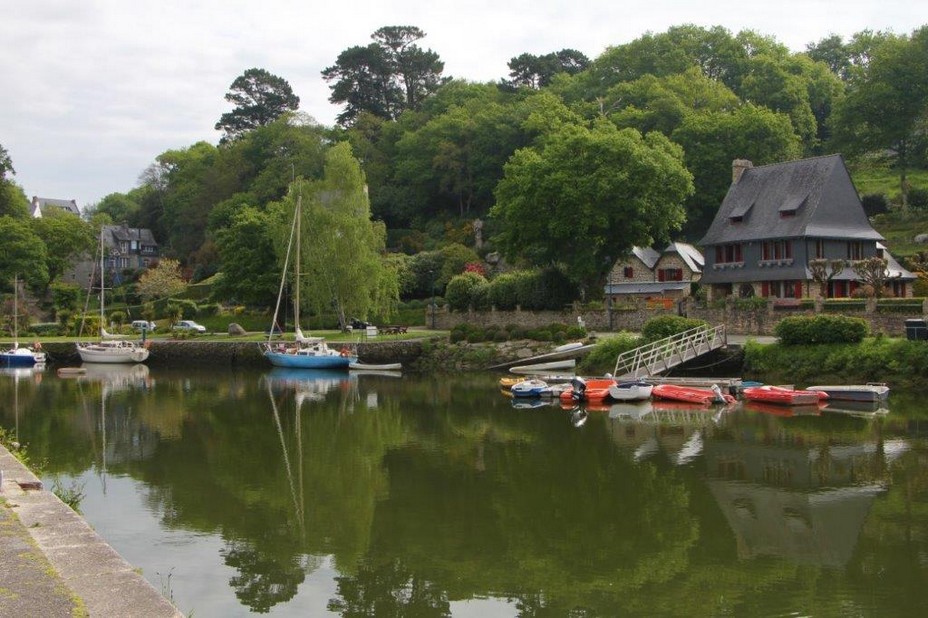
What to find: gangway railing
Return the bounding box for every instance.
[613,325,726,380]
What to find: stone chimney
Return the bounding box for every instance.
[732,159,753,184]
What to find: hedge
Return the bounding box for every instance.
[774,314,870,345]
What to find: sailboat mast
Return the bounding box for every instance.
[98,229,105,329]
[293,194,301,332]
[12,274,18,347]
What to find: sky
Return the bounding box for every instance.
[1,0,924,210]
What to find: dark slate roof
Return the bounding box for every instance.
[31,197,81,216]
[699,155,883,246]
[103,224,158,245]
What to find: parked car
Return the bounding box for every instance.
[349,318,371,330]
[131,320,157,332]
[173,320,207,333]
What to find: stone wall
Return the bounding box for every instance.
[431,297,928,337]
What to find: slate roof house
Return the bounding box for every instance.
[30,196,81,218]
[605,242,704,302]
[699,156,915,301]
[63,223,160,287]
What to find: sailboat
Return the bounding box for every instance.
[76,229,150,364]
[1,275,47,367]
[263,191,357,369]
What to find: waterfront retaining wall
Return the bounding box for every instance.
[430,298,928,337]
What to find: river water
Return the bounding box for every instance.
[2,364,927,617]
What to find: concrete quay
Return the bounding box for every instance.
[0,445,182,617]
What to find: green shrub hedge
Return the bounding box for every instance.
[641,315,709,342]
[774,314,870,345]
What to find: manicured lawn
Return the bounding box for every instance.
[0,328,447,345]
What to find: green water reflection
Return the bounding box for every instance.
[2,365,927,616]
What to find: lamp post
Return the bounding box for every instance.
[430,270,437,330]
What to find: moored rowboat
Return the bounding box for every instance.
[804,384,889,402]
[652,383,735,405]
[743,385,826,406]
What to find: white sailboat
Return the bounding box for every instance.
[262,191,357,369]
[76,230,150,364]
[1,275,47,367]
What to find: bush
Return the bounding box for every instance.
[30,322,63,336]
[578,332,641,375]
[488,273,521,310]
[909,187,928,211]
[774,314,870,345]
[861,193,889,217]
[641,315,709,342]
[445,272,488,311]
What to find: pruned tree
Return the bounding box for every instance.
[852,257,897,298]
[808,258,847,297]
[215,68,300,142]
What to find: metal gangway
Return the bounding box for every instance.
[613,325,727,380]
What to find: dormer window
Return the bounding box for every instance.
[729,201,753,223]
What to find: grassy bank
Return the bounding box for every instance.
[743,336,928,387]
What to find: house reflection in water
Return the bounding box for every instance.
[703,411,908,567]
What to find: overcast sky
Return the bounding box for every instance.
[1,0,924,210]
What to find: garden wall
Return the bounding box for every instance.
[432,297,928,337]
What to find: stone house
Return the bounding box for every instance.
[605,242,704,303]
[699,156,915,301]
[62,223,161,288]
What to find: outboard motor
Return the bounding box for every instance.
[711,383,727,404]
[570,377,587,401]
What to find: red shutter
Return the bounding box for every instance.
[658,270,666,282]
[676,268,683,281]
[785,241,792,259]
[795,282,802,298]
[716,246,723,263]
[761,282,769,297]
[736,244,742,262]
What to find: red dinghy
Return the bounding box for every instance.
[559,377,616,403]
[742,385,828,406]
[651,383,735,405]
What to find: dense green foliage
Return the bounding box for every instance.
[743,337,928,386]
[774,314,870,344]
[640,315,710,342]
[14,23,924,314]
[577,332,641,375]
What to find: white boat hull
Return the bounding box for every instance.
[77,343,149,364]
[805,384,889,402]
[607,382,654,402]
[510,359,576,374]
[349,362,402,371]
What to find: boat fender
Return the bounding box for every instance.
[711,384,726,404]
[340,347,350,357]
[33,341,41,350]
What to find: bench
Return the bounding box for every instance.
[381,325,408,335]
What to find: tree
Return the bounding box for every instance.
[506,49,590,89]
[323,26,444,126]
[830,29,928,207]
[672,104,802,239]
[0,216,49,289]
[136,259,186,301]
[0,143,29,219]
[30,209,95,287]
[213,206,280,306]
[215,68,300,142]
[274,143,399,329]
[0,143,13,180]
[808,258,847,297]
[86,193,142,227]
[853,257,897,298]
[491,121,693,292]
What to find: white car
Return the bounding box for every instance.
[131,320,157,332]
[173,320,207,333]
